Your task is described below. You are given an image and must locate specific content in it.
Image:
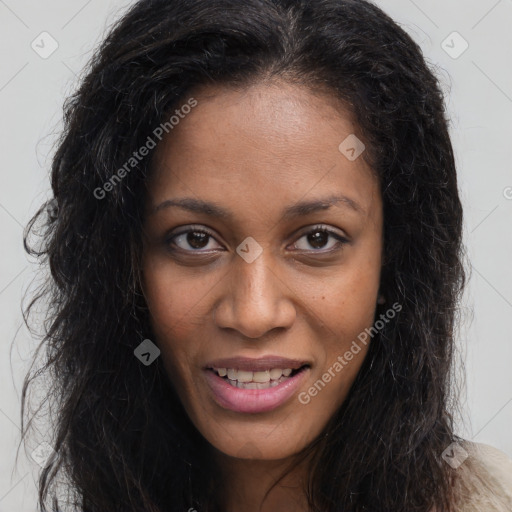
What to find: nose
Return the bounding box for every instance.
[213,253,296,339]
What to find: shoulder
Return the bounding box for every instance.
[452,440,512,512]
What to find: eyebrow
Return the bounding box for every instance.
[151,194,364,219]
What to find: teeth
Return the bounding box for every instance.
[228,379,281,389]
[213,367,297,383]
[269,368,283,380]
[253,370,270,383]
[236,370,254,383]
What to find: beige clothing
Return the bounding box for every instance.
[451,441,512,512]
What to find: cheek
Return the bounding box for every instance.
[309,263,380,337]
[142,253,211,337]
[141,257,210,381]
[332,281,378,336]
[299,279,377,418]
[303,256,380,391]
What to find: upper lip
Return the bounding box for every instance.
[204,356,311,372]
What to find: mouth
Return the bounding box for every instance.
[203,357,311,413]
[207,365,310,389]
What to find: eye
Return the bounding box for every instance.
[166,226,223,252]
[291,225,349,252]
[165,224,349,255]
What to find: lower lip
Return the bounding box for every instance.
[204,367,310,414]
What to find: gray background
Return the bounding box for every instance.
[1,0,511,510]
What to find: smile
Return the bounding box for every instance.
[213,367,295,388]
[204,364,310,413]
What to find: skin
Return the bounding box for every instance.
[141,79,383,512]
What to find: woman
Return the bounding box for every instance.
[21,0,512,511]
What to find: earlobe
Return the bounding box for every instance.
[377,294,386,305]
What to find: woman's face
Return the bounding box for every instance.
[141,80,383,461]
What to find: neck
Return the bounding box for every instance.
[213,449,311,512]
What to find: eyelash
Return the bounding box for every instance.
[165,224,349,254]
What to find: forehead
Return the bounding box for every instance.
[147,80,380,218]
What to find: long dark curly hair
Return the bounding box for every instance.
[20,0,467,510]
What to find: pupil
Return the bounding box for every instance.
[188,232,208,249]
[309,230,328,248]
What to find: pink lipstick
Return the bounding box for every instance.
[203,355,311,413]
